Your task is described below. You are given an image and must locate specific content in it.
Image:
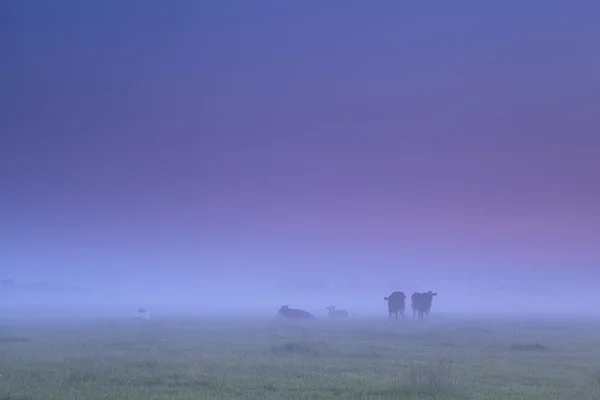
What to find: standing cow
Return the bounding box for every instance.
[384,291,406,321]
[411,291,437,319]
[278,305,315,319]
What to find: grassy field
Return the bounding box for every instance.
[1,314,600,399]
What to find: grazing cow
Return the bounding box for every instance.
[383,291,406,321]
[411,291,437,319]
[326,305,352,318]
[134,307,151,320]
[278,305,315,319]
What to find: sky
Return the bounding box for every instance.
[1,2,599,292]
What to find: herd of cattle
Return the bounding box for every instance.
[277,291,438,321]
[133,291,438,321]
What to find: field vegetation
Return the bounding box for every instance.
[1,314,599,399]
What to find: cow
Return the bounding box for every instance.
[134,307,151,320]
[411,291,437,319]
[383,291,406,321]
[278,305,315,319]
[325,305,352,318]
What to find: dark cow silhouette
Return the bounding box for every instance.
[383,291,406,321]
[411,291,437,319]
[326,305,352,318]
[278,305,315,319]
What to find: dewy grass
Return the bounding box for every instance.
[0,315,600,399]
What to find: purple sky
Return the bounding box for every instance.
[1,2,599,286]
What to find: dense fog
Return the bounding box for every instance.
[2,268,599,321]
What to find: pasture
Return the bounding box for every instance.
[1,314,600,399]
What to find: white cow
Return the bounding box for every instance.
[326,305,353,318]
[134,307,151,320]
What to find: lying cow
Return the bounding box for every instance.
[134,307,151,320]
[326,305,353,318]
[277,305,315,319]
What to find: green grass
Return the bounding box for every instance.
[1,315,600,399]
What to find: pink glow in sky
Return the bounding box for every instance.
[1,2,599,285]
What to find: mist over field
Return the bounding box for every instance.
[2,267,599,320]
[3,277,600,399]
[2,1,600,397]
